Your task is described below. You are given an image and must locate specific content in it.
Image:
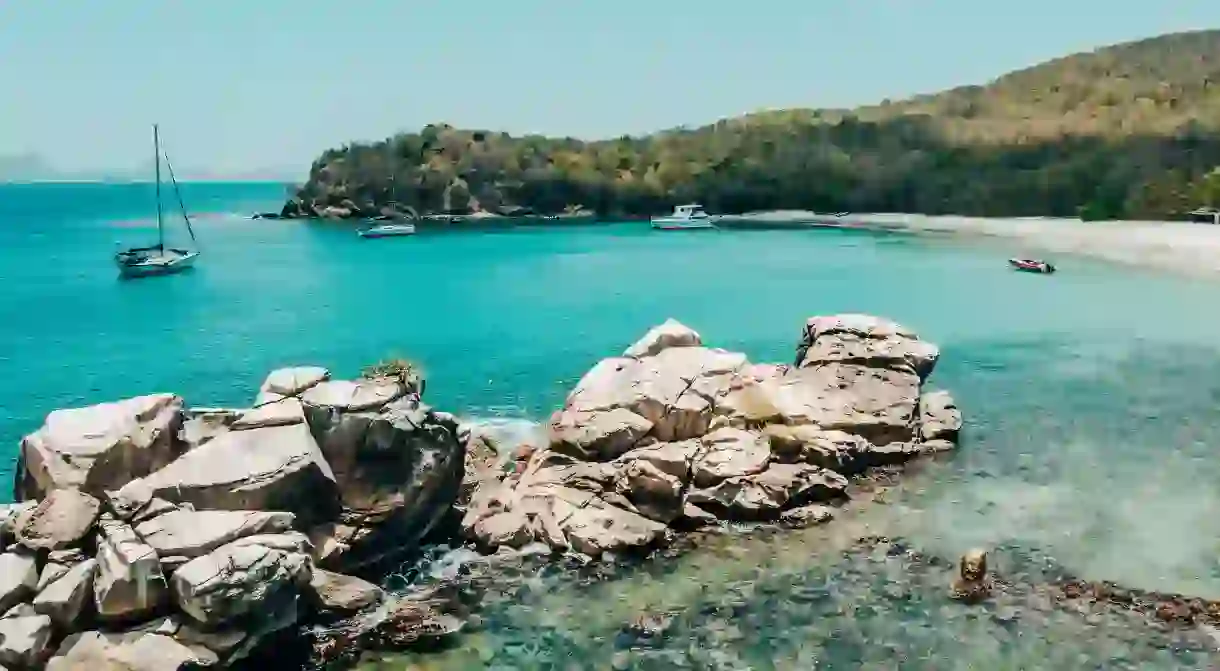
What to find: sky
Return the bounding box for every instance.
[0,1,1217,180]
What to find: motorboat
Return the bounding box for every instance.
[358,223,417,238]
[651,204,716,230]
[1008,258,1056,274]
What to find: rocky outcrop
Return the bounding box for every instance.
[461,315,961,555]
[14,394,187,501]
[5,364,468,669]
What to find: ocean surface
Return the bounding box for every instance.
[4,182,1220,668]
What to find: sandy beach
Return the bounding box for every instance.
[732,211,1220,278]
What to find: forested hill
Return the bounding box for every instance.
[283,30,1220,221]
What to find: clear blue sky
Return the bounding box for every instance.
[1,0,1216,179]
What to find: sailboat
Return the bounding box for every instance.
[114,125,200,279]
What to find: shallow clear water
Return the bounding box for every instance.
[3,183,1220,667]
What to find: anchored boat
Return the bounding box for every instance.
[651,203,717,230]
[114,125,199,279]
[1009,258,1056,274]
[357,223,416,238]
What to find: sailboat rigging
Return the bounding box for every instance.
[114,125,200,278]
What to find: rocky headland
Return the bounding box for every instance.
[0,314,961,669]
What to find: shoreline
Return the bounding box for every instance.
[259,208,1220,278]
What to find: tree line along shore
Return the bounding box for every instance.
[272,30,1220,224]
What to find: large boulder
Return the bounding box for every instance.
[14,489,101,552]
[134,509,296,562]
[794,314,940,380]
[32,558,96,628]
[93,514,168,622]
[622,318,702,358]
[255,366,330,405]
[170,532,311,628]
[0,614,53,668]
[302,392,466,571]
[112,421,340,527]
[558,346,747,445]
[0,553,38,613]
[14,394,186,501]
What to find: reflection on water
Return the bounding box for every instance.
[360,335,1220,669]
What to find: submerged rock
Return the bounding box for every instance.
[950,548,993,603]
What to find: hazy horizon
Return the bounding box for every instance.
[2,0,1217,178]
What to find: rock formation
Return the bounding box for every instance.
[0,313,962,669]
[460,314,962,555]
[2,365,467,669]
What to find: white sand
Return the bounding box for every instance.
[735,211,1220,278]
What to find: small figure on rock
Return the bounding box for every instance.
[950,548,992,603]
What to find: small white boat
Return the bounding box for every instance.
[358,223,416,238]
[116,247,199,278]
[651,204,717,230]
[115,125,201,279]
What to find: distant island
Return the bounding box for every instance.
[278,30,1220,223]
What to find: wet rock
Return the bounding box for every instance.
[134,509,296,561]
[687,463,847,520]
[309,569,384,613]
[303,394,465,571]
[919,390,962,442]
[93,513,168,622]
[170,532,311,627]
[779,503,835,528]
[0,553,38,613]
[0,614,52,668]
[14,489,101,551]
[33,558,97,628]
[14,394,187,501]
[622,318,702,358]
[950,548,992,603]
[112,421,339,527]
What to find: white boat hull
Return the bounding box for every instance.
[116,250,199,278]
[358,224,416,238]
[650,218,716,230]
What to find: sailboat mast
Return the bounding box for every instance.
[154,124,164,250]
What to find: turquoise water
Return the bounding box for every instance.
[5,183,1220,667]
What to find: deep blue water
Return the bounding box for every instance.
[4,182,1220,667]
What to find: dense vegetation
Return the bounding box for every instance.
[286,30,1220,221]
